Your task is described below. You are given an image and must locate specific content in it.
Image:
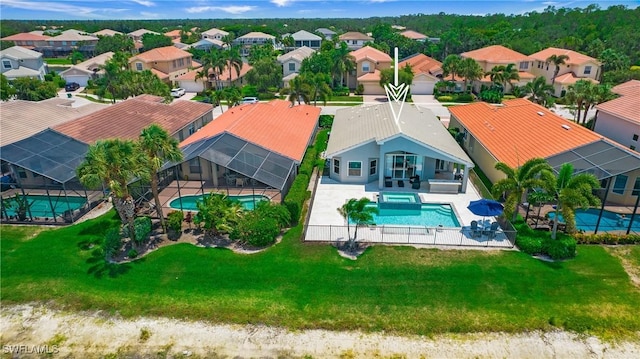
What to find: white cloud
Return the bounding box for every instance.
[271,0,294,6]
[130,0,156,7]
[186,5,256,14]
[1,0,103,17]
[140,11,161,18]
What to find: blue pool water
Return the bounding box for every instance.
[351,203,460,227]
[548,209,639,232]
[169,194,269,211]
[3,195,86,218]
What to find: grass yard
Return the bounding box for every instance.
[45,58,72,65]
[2,212,640,339]
[329,95,363,102]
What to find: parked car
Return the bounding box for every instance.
[241,97,259,104]
[171,88,186,98]
[65,82,80,92]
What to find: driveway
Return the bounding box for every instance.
[174,92,198,101]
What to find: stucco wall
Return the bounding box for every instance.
[594,112,640,150]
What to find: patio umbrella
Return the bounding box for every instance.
[467,199,504,227]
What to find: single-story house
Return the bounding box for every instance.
[399,53,443,95]
[60,51,114,87]
[594,80,640,152]
[189,38,225,51]
[449,98,640,207]
[325,103,474,193]
[0,46,48,81]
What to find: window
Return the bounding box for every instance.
[519,62,529,70]
[631,145,637,151]
[634,178,640,196]
[189,158,201,173]
[18,170,27,179]
[188,123,196,135]
[333,159,340,174]
[2,60,11,69]
[362,61,370,72]
[172,60,177,68]
[369,159,377,176]
[633,134,638,141]
[135,62,143,71]
[178,58,184,67]
[288,63,295,72]
[584,66,592,75]
[613,175,627,194]
[348,161,362,176]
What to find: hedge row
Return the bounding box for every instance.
[516,236,577,260]
[573,232,640,245]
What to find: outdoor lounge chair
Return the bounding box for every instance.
[385,176,392,187]
[470,220,481,237]
[487,221,500,239]
[397,180,404,187]
[410,175,421,189]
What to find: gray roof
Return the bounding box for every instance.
[0,98,108,146]
[49,29,98,41]
[60,51,113,76]
[277,46,315,63]
[326,103,473,166]
[0,46,42,60]
[316,28,336,35]
[291,30,322,41]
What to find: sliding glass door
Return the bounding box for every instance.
[386,154,420,179]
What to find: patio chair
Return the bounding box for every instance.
[385,176,392,187]
[487,221,500,239]
[470,220,481,238]
[397,180,405,187]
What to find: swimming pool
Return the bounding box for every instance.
[2,194,86,218]
[169,194,269,211]
[378,191,422,210]
[548,209,639,232]
[351,203,460,227]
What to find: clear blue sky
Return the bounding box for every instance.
[1,0,636,20]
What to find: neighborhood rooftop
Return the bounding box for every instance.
[529,47,600,65]
[53,96,212,144]
[461,45,528,63]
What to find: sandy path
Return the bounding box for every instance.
[2,304,639,358]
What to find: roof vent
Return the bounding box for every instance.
[537,111,544,116]
[561,124,571,130]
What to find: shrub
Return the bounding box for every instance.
[502,95,516,100]
[355,84,364,95]
[437,95,453,102]
[456,93,474,102]
[319,115,334,129]
[233,212,280,246]
[479,89,503,103]
[241,85,258,97]
[102,227,122,259]
[280,87,290,95]
[255,202,291,229]
[516,236,543,255]
[127,248,138,258]
[123,216,152,245]
[167,211,183,233]
[258,92,276,100]
[284,173,309,223]
[545,237,577,260]
[298,147,317,176]
[572,232,640,245]
[332,86,349,96]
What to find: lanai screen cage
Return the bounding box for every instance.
[153,133,297,213]
[0,129,103,224]
[539,140,640,234]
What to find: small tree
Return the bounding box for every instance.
[337,198,379,253]
[194,193,243,237]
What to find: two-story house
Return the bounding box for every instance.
[1,33,50,50]
[339,32,374,50]
[315,28,336,40]
[528,47,601,97]
[93,29,122,37]
[594,80,640,152]
[60,51,114,87]
[277,46,315,87]
[127,29,161,42]
[400,30,428,42]
[128,46,194,83]
[460,45,535,93]
[201,28,229,41]
[348,46,392,95]
[164,30,185,42]
[398,53,442,95]
[290,30,322,50]
[35,29,99,58]
[233,32,276,57]
[0,46,47,81]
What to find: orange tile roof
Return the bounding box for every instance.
[180,100,320,162]
[176,62,252,82]
[150,68,169,80]
[612,80,640,97]
[339,31,373,41]
[529,47,599,65]
[480,71,535,82]
[350,46,392,63]
[399,53,442,75]
[554,72,599,85]
[358,69,382,82]
[400,30,427,40]
[461,45,528,63]
[54,96,212,144]
[129,46,192,63]
[596,95,639,124]
[1,32,49,41]
[164,30,184,37]
[448,99,602,168]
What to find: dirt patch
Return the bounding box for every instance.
[2,304,639,358]
[605,246,640,289]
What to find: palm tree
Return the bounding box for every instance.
[337,198,379,253]
[221,33,235,49]
[305,73,332,106]
[224,47,243,87]
[458,57,483,94]
[587,85,616,129]
[330,42,354,88]
[486,65,507,91]
[200,50,226,90]
[212,89,225,113]
[546,163,600,239]
[492,158,554,222]
[442,54,462,82]
[281,34,294,53]
[194,193,243,237]
[77,139,149,243]
[502,63,520,93]
[138,124,183,233]
[564,79,594,122]
[288,75,311,105]
[546,54,569,85]
[223,86,242,108]
[525,76,555,106]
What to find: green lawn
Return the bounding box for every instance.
[45,58,72,65]
[2,213,640,339]
[329,95,363,102]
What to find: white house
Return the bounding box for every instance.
[60,51,114,86]
[290,30,322,50]
[233,32,276,57]
[201,28,229,41]
[325,103,473,192]
[594,80,640,152]
[315,28,336,40]
[277,46,315,87]
[339,31,374,50]
[189,38,225,51]
[0,46,47,81]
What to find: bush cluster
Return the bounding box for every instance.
[231,202,291,247]
[319,115,334,129]
[102,227,122,259]
[436,93,474,103]
[572,232,640,245]
[332,86,349,96]
[167,211,183,233]
[516,235,577,260]
[123,216,152,245]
